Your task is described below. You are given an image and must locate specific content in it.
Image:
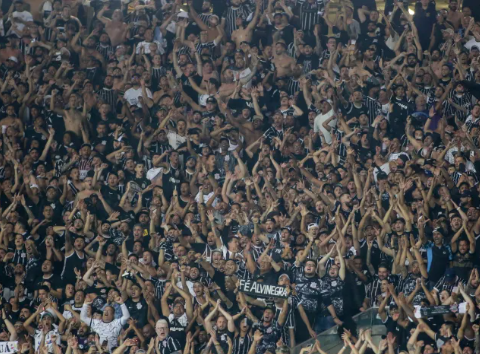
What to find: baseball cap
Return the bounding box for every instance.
[7,56,18,63]
[444,268,456,281]
[40,311,54,319]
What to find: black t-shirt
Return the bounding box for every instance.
[413,2,437,37]
[290,265,322,313]
[383,315,405,338]
[342,102,370,120]
[101,185,122,208]
[125,297,148,327]
[35,274,63,292]
[427,243,452,283]
[181,74,202,101]
[452,249,474,281]
[297,54,320,73]
[91,135,114,154]
[215,328,234,354]
[390,97,413,138]
[133,177,151,190]
[252,321,283,354]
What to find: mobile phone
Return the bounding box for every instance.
[351,39,356,45]
[471,151,475,157]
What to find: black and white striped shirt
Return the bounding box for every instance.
[419,86,435,100]
[465,114,480,132]
[198,12,213,24]
[366,274,402,305]
[285,78,301,96]
[233,334,253,354]
[96,43,114,60]
[175,44,192,57]
[195,41,217,56]
[97,88,118,109]
[364,96,382,124]
[434,275,466,293]
[152,66,168,85]
[444,91,473,122]
[298,0,324,33]
[287,42,297,58]
[280,106,295,117]
[223,5,251,36]
[152,277,167,299]
[158,336,182,354]
[11,248,28,266]
[263,126,284,142]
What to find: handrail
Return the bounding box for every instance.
[292,308,386,354]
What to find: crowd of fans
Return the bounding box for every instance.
[1,0,480,353]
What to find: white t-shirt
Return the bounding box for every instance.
[464,37,480,50]
[123,87,152,107]
[233,67,253,88]
[195,191,217,206]
[313,109,336,144]
[168,312,188,327]
[166,131,186,149]
[136,40,164,55]
[12,11,33,31]
[176,280,194,296]
[34,324,61,353]
[373,162,391,182]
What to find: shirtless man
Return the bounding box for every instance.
[70,30,106,69]
[96,5,129,47]
[272,41,296,78]
[223,98,264,146]
[189,6,223,42]
[231,0,261,47]
[430,49,446,79]
[0,104,24,135]
[446,0,463,31]
[75,174,97,201]
[0,37,22,64]
[219,69,237,99]
[51,91,89,139]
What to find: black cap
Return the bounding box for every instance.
[206,97,217,104]
[461,190,472,198]
[188,128,201,135]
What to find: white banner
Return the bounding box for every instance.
[0,342,18,354]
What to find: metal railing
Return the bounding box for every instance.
[292,308,386,354]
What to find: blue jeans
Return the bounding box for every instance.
[314,315,336,333]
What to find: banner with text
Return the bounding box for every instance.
[239,279,288,299]
[0,342,18,354]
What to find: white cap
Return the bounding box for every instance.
[8,56,18,63]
